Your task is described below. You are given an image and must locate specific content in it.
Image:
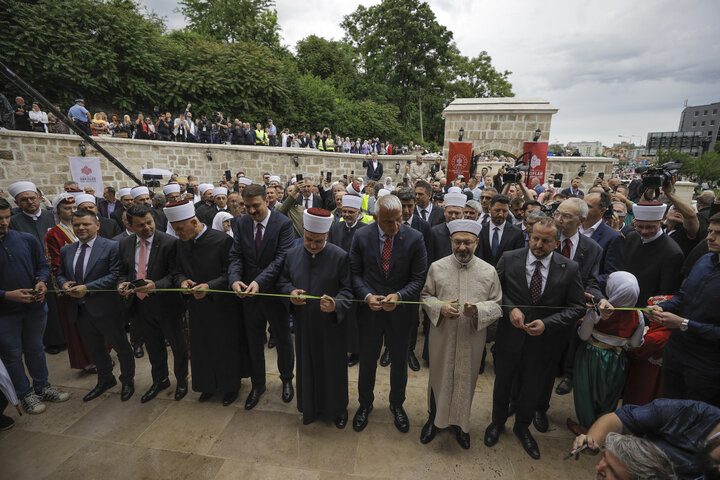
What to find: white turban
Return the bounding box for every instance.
[448,219,481,236]
[198,183,214,195]
[303,208,334,234]
[118,187,132,198]
[8,181,37,198]
[342,194,362,210]
[237,177,252,186]
[130,186,149,199]
[163,183,181,195]
[164,201,196,223]
[633,202,666,221]
[444,193,467,208]
[212,186,228,197]
[75,194,96,206]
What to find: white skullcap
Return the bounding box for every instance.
[377,189,391,198]
[118,187,132,198]
[268,175,281,184]
[163,183,181,195]
[130,186,149,199]
[303,208,334,234]
[237,177,252,186]
[8,181,37,198]
[52,192,75,208]
[290,177,297,184]
[633,202,666,221]
[444,193,467,208]
[75,193,96,206]
[447,186,462,194]
[198,183,214,195]
[164,201,196,223]
[347,183,362,196]
[448,219,482,236]
[342,194,362,210]
[212,186,228,197]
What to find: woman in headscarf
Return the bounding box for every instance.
[383,176,393,191]
[570,271,645,430]
[211,211,234,237]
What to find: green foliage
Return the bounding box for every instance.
[656,148,720,183]
[295,36,357,89]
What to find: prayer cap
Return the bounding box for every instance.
[130,186,149,199]
[237,177,252,186]
[198,183,214,195]
[303,208,333,234]
[118,187,132,198]
[163,183,181,195]
[75,193,96,206]
[444,193,467,208]
[447,186,462,194]
[448,219,482,236]
[8,181,38,198]
[212,186,228,196]
[347,183,362,196]
[633,201,666,221]
[52,192,75,208]
[164,200,196,223]
[342,194,362,210]
[268,175,281,184]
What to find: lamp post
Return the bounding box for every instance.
[579,163,587,177]
[205,148,213,162]
[79,141,86,157]
[533,128,541,142]
[458,128,464,141]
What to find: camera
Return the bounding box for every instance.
[541,201,561,217]
[640,162,682,200]
[602,202,615,219]
[142,174,161,188]
[502,163,529,184]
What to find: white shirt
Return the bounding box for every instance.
[404,214,414,227]
[417,204,433,221]
[72,235,98,281]
[525,250,552,294]
[560,232,580,260]
[252,210,271,241]
[22,209,42,221]
[641,230,664,244]
[488,221,506,246]
[581,219,603,237]
[134,235,153,274]
[302,195,313,209]
[193,225,208,243]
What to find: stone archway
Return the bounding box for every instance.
[441,97,558,157]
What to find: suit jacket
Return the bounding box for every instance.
[111,206,126,230]
[350,223,427,302]
[362,159,383,181]
[494,248,585,355]
[590,220,624,287]
[415,204,445,227]
[117,231,183,317]
[58,235,121,322]
[99,217,122,239]
[559,234,603,300]
[151,208,168,233]
[112,230,132,241]
[97,198,122,218]
[430,222,482,264]
[561,187,584,197]
[228,211,295,293]
[299,194,322,210]
[479,222,525,266]
[409,215,433,259]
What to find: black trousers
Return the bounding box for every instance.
[0,391,7,416]
[664,348,720,408]
[358,308,411,408]
[243,298,294,387]
[536,326,579,413]
[73,119,91,136]
[136,308,188,384]
[76,306,134,385]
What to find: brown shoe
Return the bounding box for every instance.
[566,418,588,436]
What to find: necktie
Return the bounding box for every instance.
[136,239,148,300]
[491,227,500,257]
[381,235,392,276]
[74,243,89,284]
[529,260,543,304]
[421,209,427,221]
[562,238,572,258]
[404,221,411,227]
[482,214,490,227]
[255,223,263,251]
[305,197,309,209]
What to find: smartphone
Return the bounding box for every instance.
[351,170,354,175]
[123,279,148,291]
[598,172,605,180]
[326,172,332,182]
[406,159,412,165]
[343,174,348,180]
[297,173,304,182]
[224,170,232,181]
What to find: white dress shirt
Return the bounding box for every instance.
[525,250,552,294]
[581,218,603,237]
[252,210,271,241]
[559,232,580,260]
[72,235,98,281]
[134,234,153,274]
[488,221,506,246]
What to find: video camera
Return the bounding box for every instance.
[640,162,683,200]
[142,174,162,188]
[541,201,561,217]
[502,162,529,184]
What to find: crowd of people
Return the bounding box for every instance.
[1,154,720,479]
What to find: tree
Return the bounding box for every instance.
[295,36,357,89]
[177,0,280,49]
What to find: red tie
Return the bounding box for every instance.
[562,238,572,258]
[381,235,392,276]
[136,239,148,300]
[255,223,263,251]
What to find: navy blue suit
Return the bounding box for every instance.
[228,211,296,387]
[58,236,134,385]
[589,220,624,289]
[350,223,427,407]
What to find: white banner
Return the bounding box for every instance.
[68,157,104,194]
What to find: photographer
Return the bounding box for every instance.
[663,177,705,257]
[155,112,172,142]
[215,112,229,144]
[197,114,212,143]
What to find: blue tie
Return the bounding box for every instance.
[74,243,89,284]
[491,227,499,257]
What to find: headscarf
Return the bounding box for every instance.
[211,211,234,237]
[584,271,643,325]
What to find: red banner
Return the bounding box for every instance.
[523,141,549,186]
[446,141,473,186]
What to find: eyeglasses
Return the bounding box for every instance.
[553,212,576,221]
[451,240,476,247]
[481,196,493,201]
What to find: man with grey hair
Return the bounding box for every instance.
[464,200,482,221]
[595,433,677,480]
[696,191,716,220]
[349,194,427,433]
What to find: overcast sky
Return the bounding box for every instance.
[141,0,719,147]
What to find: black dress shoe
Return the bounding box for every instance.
[281,381,294,403]
[555,375,573,395]
[408,352,420,372]
[389,404,409,433]
[484,422,504,447]
[244,385,266,410]
[198,392,213,403]
[83,378,117,402]
[352,405,373,432]
[347,353,359,367]
[513,426,540,459]
[121,381,134,401]
[175,380,188,401]
[455,426,470,450]
[379,348,391,367]
[44,344,66,355]
[334,410,348,429]
[267,336,277,349]
[132,343,144,358]
[420,417,437,444]
[222,390,239,406]
[533,410,549,433]
[141,378,171,403]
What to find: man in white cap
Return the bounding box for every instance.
[131,186,167,233]
[429,192,481,275]
[624,201,684,307]
[278,208,354,428]
[268,175,281,187]
[162,183,182,238]
[7,181,56,244]
[75,193,122,239]
[194,183,215,225]
[111,187,135,229]
[420,219,503,449]
[165,199,246,406]
[205,186,229,227]
[236,177,252,195]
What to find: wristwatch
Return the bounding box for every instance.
[680,318,690,331]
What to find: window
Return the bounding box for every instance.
[693,122,697,126]
[701,121,706,126]
[694,111,699,116]
[704,110,708,115]
[709,131,713,136]
[712,120,716,126]
[713,109,717,114]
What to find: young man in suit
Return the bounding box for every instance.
[229,184,296,410]
[349,194,427,433]
[414,180,444,227]
[479,194,525,267]
[97,186,122,219]
[117,205,188,403]
[485,216,585,459]
[58,210,135,402]
[561,177,585,197]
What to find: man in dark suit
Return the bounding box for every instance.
[58,210,135,402]
[477,188,498,228]
[229,184,296,410]
[414,180,444,227]
[117,205,188,403]
[97,186,123,219]
[111,187,135,230]
[561,176,585,197]
[430,193,482,264]
[75,194,122,240]
[130,186,167,233]
[349,194,427,433]
[484,216,584,459]
[298,178,322,210]
[362,152,384,182]
[582,191,624,287]
[479,194,525,267]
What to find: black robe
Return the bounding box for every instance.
[624,232,684,307]
[175,228,248,393]
[278,243,353,424]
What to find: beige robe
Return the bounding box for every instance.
[420,255,503,433]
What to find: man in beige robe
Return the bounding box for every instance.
[420,219,503,449]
